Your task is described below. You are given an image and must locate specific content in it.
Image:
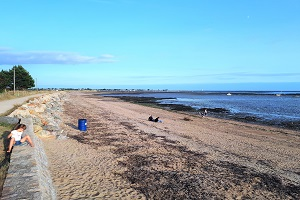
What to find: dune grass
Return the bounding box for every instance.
[0,90,45,101]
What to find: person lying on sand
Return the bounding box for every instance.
[7,124,34,153]
[148,115,154,121]
[148,115,163,123]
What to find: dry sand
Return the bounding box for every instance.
[42,91,300,199]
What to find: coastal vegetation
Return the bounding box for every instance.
[0,65,35,92]
[0,90,41,101]
[0,123,12,196]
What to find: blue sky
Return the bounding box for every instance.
[1,0,300,90]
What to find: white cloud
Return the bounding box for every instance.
[0,48,116,65]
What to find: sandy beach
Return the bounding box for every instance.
[42,91,300,199]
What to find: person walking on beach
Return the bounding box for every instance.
[7,124,34,153]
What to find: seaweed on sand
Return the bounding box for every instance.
[117,96,198,112]
[116,136,300,200]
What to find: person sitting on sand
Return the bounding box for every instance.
[148,115,154,121]
[7,124,34,153]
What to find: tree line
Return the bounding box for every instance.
[0,65,35,92]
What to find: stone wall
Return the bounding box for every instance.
[1,118,56,199]
[1,92,66,199]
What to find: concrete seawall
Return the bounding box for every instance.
[1,118,56,199]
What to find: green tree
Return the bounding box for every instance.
[10,65,35,90]
[0,65,35,91]
[0,70,10,92]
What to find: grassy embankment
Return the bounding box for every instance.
[0,90,44,101]
[0,123,14,196]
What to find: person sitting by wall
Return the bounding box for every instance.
[7,124,34,153]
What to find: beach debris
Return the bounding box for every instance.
[182,117,192,121]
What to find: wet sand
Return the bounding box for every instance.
[42,91,300,199]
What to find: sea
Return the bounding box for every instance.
[101,91,300,130]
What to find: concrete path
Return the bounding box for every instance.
[0,94,43,115]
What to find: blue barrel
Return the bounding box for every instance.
[78,119,87,131]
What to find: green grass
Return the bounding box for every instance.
[0,123,13,196]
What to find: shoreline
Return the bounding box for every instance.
[43,91,300,199]
[98,94,300,132]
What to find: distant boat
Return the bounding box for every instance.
[227,93,232,96]
[276,94,281,96]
